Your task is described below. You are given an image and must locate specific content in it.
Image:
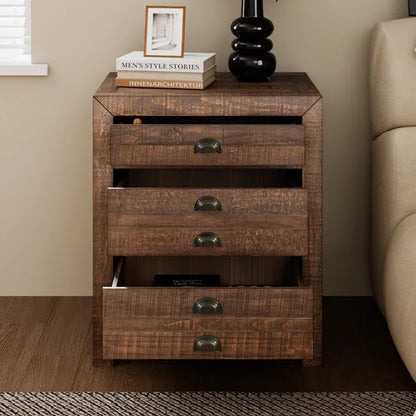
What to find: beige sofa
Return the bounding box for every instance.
[370,18,416,381]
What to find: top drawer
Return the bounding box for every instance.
[110,124,304,168]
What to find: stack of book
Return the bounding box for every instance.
[115,51,216,90]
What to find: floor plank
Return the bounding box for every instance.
[0,297,57,391]
[0,296,414,392]
[324,297,416,391]
[19,298,92,391]
[71,324,132,391]
[0,298,14,319]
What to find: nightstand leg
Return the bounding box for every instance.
[93,358,114,367]
[302,358,322,367]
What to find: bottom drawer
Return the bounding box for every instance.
[103,331,313,360]
[102,283,313,360]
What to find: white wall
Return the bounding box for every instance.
[0,0,407,295]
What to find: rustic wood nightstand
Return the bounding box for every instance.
[93,72,322,367]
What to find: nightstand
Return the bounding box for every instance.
[93,72,322,366]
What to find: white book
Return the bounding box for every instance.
[116,51,216,73]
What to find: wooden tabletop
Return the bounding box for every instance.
[94,72,322,117]
[96,72,320,97]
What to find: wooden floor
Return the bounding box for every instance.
[0,296,414,392]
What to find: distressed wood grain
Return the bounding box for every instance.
[96,72,321,117]
[102,331,313,360]
[107,188,308,256]
[102,287,313,318]
[110,124,304,168]
[108,188,307,215]
[103,317,313,332]
[108,227,308,257]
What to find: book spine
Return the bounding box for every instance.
[115,78,205,90]
[116,60,207,73]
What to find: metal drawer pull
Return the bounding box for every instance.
[193,297,223,314]
[194,232,222,247]
[194,196,222,212]
[194,138,222,154]
[193,335,223,352]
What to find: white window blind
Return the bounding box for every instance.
[0,0,30,59]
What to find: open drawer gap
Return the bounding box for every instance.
[113,168,303,188]
[113,116,303,125]
[110,256,304,289]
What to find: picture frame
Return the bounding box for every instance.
[144,6,186,58]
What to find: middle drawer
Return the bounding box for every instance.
[107,188,308,256]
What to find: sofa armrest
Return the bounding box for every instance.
[371,127,416,312]
[383,213,416,381]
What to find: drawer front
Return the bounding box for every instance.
[102,331,313,360]
[102,287,313,360]
[102,287,313,318]
[107,188,308,256]
[110,124,304,168]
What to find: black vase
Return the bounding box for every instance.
[228,0,276,82]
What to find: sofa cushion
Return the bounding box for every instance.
[370,18,416,138]
[383,213,416,382]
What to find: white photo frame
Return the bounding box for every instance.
[144,6,186,58]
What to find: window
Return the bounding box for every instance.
[0,0,47,75]
[0,0,29,59]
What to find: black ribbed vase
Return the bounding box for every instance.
[228,0,276,82]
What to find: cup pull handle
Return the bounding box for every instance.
[193,335,223,352]
[193,297,223,314]
[194,196,222,212]
[194,232,222,247]
[194,138,222,154]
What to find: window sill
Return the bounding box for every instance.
[0,55,48,76]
